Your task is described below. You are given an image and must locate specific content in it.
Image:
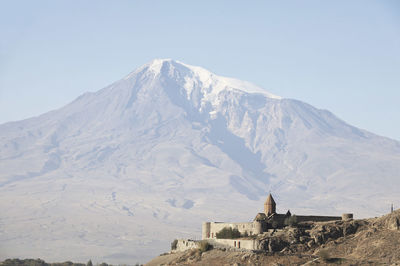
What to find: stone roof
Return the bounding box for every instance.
[264,193,276,205]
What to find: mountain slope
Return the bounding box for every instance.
[0,59,399,264]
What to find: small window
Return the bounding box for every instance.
[238,241,240,248]
[234,241,236,247]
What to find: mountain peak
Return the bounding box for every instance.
[146,58,174,73]
[124,59,282,100]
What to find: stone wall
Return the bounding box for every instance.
[295,215,342,223]
[207,238,260,250]
[172,239,199,252]
[202,222,258,239]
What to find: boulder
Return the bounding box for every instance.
[388,217,400,230]
[268,238,289,252]
[343,222,359,236]
[299,236,305,243]
[241,253,250,261]
[325,225,343,239]
[312,233,323,245]
[307,239,315,248]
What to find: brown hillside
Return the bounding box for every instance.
[146,210,400,265]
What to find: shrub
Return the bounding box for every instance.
[2,259,47,266]
[171,239,178,250]
[216,227,241,239]
[284,215,298,227]
[318,249,330,262]
[199,240,212,252]
[87,260,93,266]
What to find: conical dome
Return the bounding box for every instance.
[264,193,276,216]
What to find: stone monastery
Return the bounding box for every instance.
[173,193,353,252]
[202,193,352,240]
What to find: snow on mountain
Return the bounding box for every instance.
[0,59,399,264]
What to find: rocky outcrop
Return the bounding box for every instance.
[371,209,400,231]
[387,216,400,230]
[256,219,365,255]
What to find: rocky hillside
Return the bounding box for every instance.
[146,209,400,265]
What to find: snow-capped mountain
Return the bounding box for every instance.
[1,59,399,263]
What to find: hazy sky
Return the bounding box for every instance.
[1,1,399,140]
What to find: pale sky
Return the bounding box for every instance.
[1,0,399,140]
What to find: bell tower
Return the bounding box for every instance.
[264,193,276,216]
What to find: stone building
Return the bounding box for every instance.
[202,193,350,240]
